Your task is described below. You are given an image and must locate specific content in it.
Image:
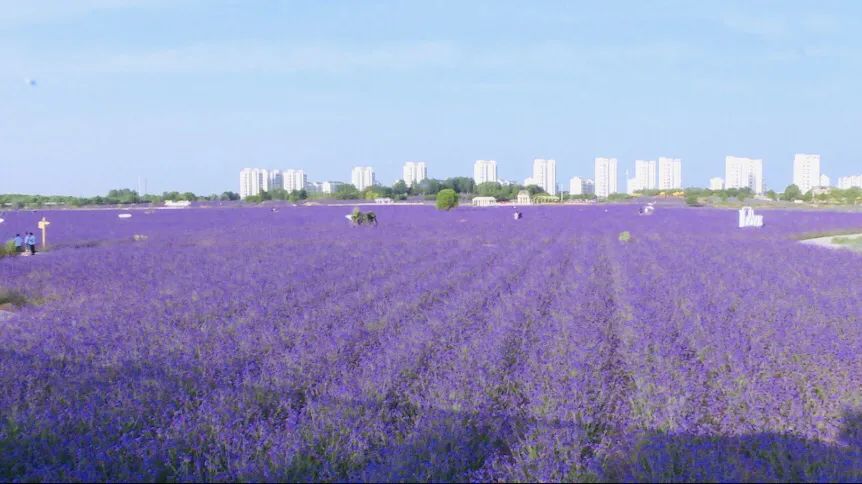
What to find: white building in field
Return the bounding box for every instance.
[709,177,724,191]
[837,175,862,189]
[658,157,682,190]
[569,177,595,196]
[516,190,532,205]
[473,160,497,185]
[531,158,557,195]
[594,157,618,198]
[351,166,375,191]
[725,156,764,194]
[321,181,344,194]
[402,161,427,186]
[793,153,821,194]
[283,169,307,193]
[472,196,497,207]
[239,168,269,199]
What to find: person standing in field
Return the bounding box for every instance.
[27,232,36,255]
[13,234,23,253]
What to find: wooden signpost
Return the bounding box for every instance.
[37,217,50,247]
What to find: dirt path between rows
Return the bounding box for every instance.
[800,233,862,251]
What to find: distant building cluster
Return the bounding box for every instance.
[838,175,862,189]
[625,157,682,195]
[237,151,856,200]
[240,167,346,199]
[238,168,299,199]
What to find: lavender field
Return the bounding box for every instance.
[1,205,861,481]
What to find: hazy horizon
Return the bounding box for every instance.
[3,0,862,196]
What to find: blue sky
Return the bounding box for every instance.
[2,0,862,195]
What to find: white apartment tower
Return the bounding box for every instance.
[724,156,764,194]
[351,166,375,191]
[709,177,724,191]
[594,157,618,198]
[658,157,682,190]
[532,158,557,195]
[239,168,269,199]
[402,161,427,186]
[473,160,497,185]
[634,159,657,191]
[283,169,307,193]
[569,177,595,196]
[793,154,821,194]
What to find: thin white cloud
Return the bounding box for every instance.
[721,11,847,41]
[14,40,460,75]
[0,0,180,25]
[722,14,789,40]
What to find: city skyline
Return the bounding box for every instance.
[4,1,862,195]
[237,150,850,200]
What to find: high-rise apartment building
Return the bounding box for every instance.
[402,161,427,186]
[724,156,764,194]
[634,160,656,192]
[532,159,557,195]
[351,166,375,191]
[283,169,307,193]
[473,160,497,185]
[239,168,269,199]
[594,157,618,198]
[569,177,595,196]
[709,177,724,191]
[793,154,821,194]
[820,174,830,188]
[658,157,682,190]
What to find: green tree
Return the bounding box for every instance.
[334,184,361,200]
[525,184,544,196]
[436,188,458,210]
[392,180,409,196]
[288,189,308,202]
[782,184,802,201]
[416,178,441,195]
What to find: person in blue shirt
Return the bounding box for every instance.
[13,234,23,253]
[26,232,36,255]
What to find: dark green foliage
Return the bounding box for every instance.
[436,189,458,211]
[782,184,803,201]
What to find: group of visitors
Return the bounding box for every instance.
[12,233,37,255]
